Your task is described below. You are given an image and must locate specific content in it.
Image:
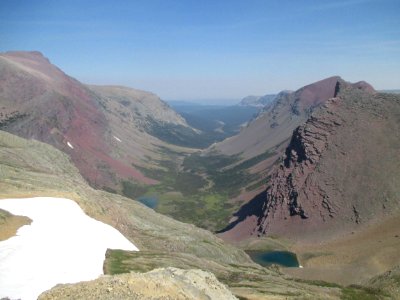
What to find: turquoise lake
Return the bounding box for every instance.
[137,196,158,209]
[246,250,300,268]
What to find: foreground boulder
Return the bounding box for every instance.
[38,267,237,300]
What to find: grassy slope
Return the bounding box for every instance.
[368,266,400,299]
[174,105,260,144]
[0,129,354,299]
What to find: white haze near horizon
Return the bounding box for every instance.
[0,197,138,300]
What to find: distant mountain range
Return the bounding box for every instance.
[238,94,277,107]
[379,89,400,94]
[169,101,259,142]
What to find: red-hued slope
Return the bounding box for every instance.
[0,51,157,188]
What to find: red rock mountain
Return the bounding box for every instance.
[221,80,400,242]
[0,51,195,189]
[208,76,370,214]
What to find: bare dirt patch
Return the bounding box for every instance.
[0,208,31,241]
[284,214,400,285]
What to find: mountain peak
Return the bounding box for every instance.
[351,80,376,93]
[294,76,342,110]
[3,50,50,64]
[294,76,375,112]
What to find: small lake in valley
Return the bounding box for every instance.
[137,196,159,209]
[246,250,300,268]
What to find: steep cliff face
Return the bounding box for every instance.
[253,83,400,240]
[257,97,344,234]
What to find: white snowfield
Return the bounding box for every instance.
[0,197,138,300]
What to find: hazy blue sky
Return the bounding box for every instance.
[0,0,399,102]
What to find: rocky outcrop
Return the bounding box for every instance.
[38,268,237,300]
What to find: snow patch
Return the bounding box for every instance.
[67,141,74,149]
[0,197,138,300]
[113,136,122,142]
